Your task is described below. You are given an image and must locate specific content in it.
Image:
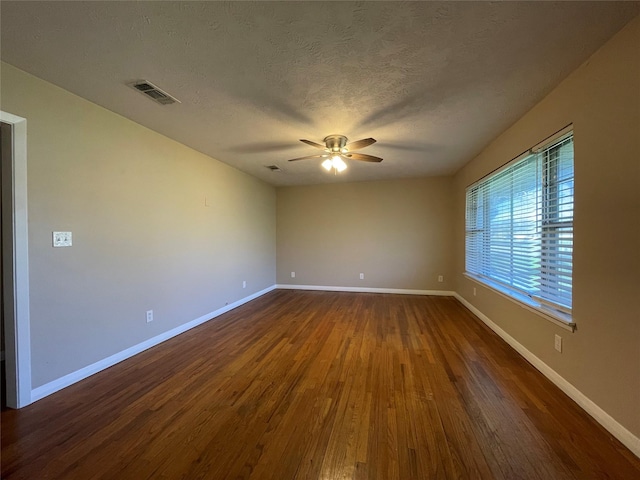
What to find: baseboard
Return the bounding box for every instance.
[30,285,277,403]
[29,285,639,458]
[453,292,640,458]
[30,284,440,403]
[276,284,455,296]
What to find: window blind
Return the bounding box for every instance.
[465,132,574,316]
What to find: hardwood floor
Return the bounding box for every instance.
[1,290,639,479]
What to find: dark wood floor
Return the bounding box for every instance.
[2,291,639,479]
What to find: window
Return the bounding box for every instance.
[465,128,574,324]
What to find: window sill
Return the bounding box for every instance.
[463,273,576,332]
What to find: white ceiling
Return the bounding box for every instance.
[1,2,638,186]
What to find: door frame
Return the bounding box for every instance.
[1,111,31,408]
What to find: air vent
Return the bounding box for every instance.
[129,80,181,105]
[265,165,282,172]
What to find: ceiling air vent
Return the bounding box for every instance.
[265,165,282,172]
[130,80,181,105]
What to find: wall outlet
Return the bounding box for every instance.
[359,273,364,280]
[473,287,477,296]
[242,280,246,288]
[146,310,153,323]
[291,271,296,278]
[438,275,443,282]
[554,334,562,353]
[53,231,72,247]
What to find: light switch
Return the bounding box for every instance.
[53,231,72,247]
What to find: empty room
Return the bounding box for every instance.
[1,2,639,479]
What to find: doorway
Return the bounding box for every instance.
[1,121,8,408]
[0,111,31,409]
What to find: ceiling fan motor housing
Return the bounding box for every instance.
[324,135,348,152]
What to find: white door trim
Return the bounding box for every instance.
[1,111,32,408]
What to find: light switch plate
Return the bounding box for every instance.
[53,231,72,247]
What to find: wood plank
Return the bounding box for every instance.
[2,291,639,479]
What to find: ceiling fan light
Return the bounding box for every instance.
[333,156,347,172]
[321,159,333,171]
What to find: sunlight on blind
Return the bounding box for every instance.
[466,133,574,316]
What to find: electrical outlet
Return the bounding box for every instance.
[359,273,364,280]
[473,287,477,296]
[554,334,562,353]
[438,275,443,282]
[291,271,296,278]
[146,310,153,323]
[242,280,246,288]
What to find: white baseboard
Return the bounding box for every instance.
[28,285,639,459]
[30,285,277,403]
[31,284,440,403]
[276,284,455,296]
[453,292,640,458]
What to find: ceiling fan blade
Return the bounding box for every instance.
[300,139,327,150]
[287,154,328,162]
[346,137,376,151]
[346,152,383,163]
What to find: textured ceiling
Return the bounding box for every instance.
[1,2,638,186]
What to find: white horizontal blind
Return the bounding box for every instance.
[538,136,574,311]
[466,133,574,315]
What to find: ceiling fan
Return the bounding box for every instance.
[287,135,383,172]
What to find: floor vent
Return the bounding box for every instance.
[129,80,181,105]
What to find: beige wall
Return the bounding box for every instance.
[1,63,276,387]
[453,17,640,437]
[277,177,454,291]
